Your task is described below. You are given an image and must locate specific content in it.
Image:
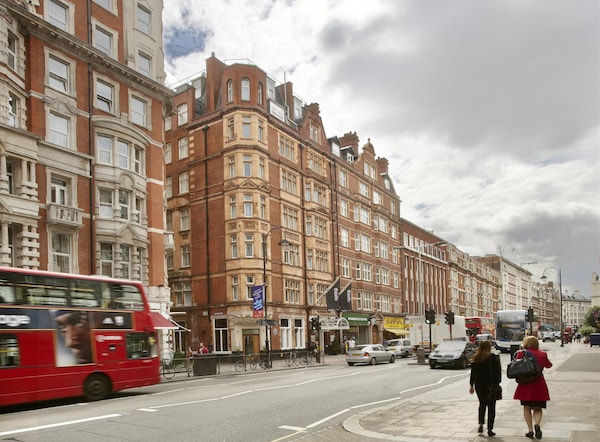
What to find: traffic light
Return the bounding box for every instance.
[425,309,436,324]
[310,316,321,331]
[444,311,455,325]
[527,307,534,322]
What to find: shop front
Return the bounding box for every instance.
[342,312,371,344]
[383,316,410,342]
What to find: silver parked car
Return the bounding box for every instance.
[346,344,396,366]
[429,340,476,369]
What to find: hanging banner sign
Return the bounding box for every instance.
[252,285,264,318]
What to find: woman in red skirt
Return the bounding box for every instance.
[513,336,553,439]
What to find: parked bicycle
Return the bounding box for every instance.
[235,353,269,372]
[285,350,316,367]
[160,359,175,379]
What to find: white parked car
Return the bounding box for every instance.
[385,339,414,358]
[346,344,396,366]
[541,331,556,342]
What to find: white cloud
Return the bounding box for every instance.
[163,0,600,296]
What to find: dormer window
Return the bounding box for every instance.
[309,122,320,143]
[364,162,376,179]
[241,78,250,101]
[227,80,233,103]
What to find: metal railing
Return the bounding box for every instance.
[160,349,322,380]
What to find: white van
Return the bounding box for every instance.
[385,339,414,358]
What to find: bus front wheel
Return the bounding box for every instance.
[84,373,111,401]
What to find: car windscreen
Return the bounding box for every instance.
[435,341,466,351]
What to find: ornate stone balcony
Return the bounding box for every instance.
[46,203,83,228]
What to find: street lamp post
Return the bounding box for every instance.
[541,266,563,347]
[262,228,289,368]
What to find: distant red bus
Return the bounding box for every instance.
[0,267,160,407]
[465,316,495,342]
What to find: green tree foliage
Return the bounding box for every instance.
[578,325,595,338]
[583,306,600,330]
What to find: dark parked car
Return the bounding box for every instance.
[429,340,476,369]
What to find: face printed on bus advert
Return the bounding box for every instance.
[53,311,92,364]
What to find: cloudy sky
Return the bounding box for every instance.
[163,0,599,297]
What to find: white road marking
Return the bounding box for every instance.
[220,390,254,399]
[278,425,305,432]
[306,408,350,428]
[0,414,121,437]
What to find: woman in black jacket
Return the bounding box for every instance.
[469,340,502,436]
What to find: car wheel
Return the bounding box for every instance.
[429,362,436,369]
[369,357,376,365]
[389,355,395,363]
[460,358,468,369]
[403,351,409,358]
[347,362,355,366]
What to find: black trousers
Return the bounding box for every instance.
[475,384,497,430]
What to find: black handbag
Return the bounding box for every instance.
[488,384,502,402]
[507,349,541,384]
[487,354,502,402]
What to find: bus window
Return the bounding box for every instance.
[100,283,114,308]
[71,280,101,308]
[0,284,16,303]
[0,335,20,367]
[18,275,69,306]
[126,333,157,359]
[112,284,144,310]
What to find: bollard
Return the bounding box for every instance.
[417,347,426,365]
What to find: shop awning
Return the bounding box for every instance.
[342,312,371,326]
[384,328,409,336]
[150,312,180,329]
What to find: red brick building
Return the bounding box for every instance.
[0,1,171,311]
[165,54,408,354]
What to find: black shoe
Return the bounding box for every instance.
[478,425,483,433]
[488,430,496,436]
[534,424,542,439]
[525,431,534,438]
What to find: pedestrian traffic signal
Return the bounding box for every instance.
[444,311,455,325]
[527,307,534,322]
[425,309,436,324]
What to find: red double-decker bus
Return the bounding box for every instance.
[0,267,161,407]
[465,316,495,342]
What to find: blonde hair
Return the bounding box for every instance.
[522,335,539,350]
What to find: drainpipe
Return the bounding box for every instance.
[87,0,96,273]
[202,125,210,307]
